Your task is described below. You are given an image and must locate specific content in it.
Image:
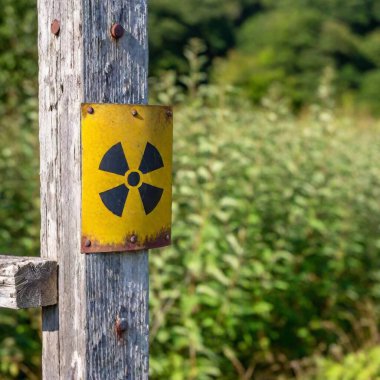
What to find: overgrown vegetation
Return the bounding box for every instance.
[148,45,380,379]
[0,3,40,377]
[212,0,380,111]
[152,0,380,111]
[1,1,380,379]
[311,346,380,380]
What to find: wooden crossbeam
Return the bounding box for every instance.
[0,255,57,309]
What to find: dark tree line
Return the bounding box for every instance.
[150,0,380,110]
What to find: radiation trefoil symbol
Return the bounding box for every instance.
[98,142,164,217]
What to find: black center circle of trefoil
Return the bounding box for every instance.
[127,171,140,187]
[98,142,164,217]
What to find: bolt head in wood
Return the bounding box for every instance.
[130,235,137,244]
[165,233,170,241]
[51,19,60,36]
[131,109,138,117]
[85,239,91,247]
[111,23,125,39]
[118,318,128,331]
[87,106,94,115]
[115,316,128,338]
[166,110,173,117]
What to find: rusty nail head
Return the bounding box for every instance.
[130,235,137,243]
[87,106,94,115]
[118,318,128,332]
[131,109,138,117]
[51,19,60,36]
[116,317,128,338]
[85,239,91,247]
[166,109,173,117]
[111,24,125,39]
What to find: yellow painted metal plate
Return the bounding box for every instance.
[81,103,173,253]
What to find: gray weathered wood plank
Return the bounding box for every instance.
[0,255,57,309]
[38,0,149,378]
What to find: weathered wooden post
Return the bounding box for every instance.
[39,1,151,377]
[0,0,173,379]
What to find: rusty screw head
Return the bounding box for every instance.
[87,106,94,114]
[130,235,137,243]
[111,23,125,39]
[118,318,128,332]
[131,109,138,117]
[116,317,128,338]
[85,239,91,247]
[51,19,60,36]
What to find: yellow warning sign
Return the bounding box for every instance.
[81,104,173,253]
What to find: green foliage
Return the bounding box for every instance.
[0,1,41,379]
[148,58,380,378]
[148,0,259,73]
[312,346,380,380]
[0,0,39,256]
[358,69,380,114]
[0,311,41,380]
[214,8,329,107]
[0,0,38,118]
[213,0,380,110]
[148,0,380,110]
[0,99,40,380]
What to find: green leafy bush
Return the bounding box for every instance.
[0,1,41,379]
[2,52,380,380]
[311,346,380,380]
[0,110,40,379]
[149,79,380,379]
[148,0,258,74]
[213,0,380,110]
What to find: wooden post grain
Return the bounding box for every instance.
[38,1,149,379]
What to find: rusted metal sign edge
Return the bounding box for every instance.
[81,103,173,253]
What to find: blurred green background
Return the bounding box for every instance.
[1,0,380,379]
